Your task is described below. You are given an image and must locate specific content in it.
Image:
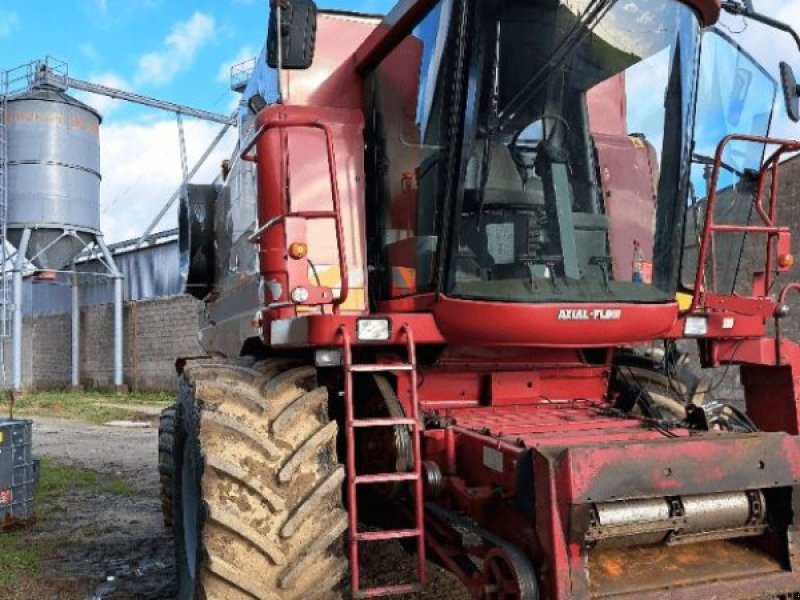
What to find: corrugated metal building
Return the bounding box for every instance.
[23,230,182,315]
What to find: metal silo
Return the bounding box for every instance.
[0,70,121,394]
[5,85,102,269]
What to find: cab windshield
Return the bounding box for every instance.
[447,0,700,303]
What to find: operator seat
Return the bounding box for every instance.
[458,141,544,282]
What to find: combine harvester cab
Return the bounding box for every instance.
[166,0,800,598]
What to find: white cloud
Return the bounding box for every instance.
[0,10,19,38]
[217,46,257,84]
[134,12,216,87]
[98,118,237,242]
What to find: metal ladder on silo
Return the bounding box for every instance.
[0,68,10,385]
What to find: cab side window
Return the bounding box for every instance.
[365,1,455,300]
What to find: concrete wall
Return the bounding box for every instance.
[6,294,204,392]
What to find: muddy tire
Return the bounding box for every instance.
[173,360,346,600]
[159,405,177,528]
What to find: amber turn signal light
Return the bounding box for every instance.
[288,242,308,260]
[778,253,795,269]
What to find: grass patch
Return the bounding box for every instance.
[105,478,135,497]
[0,458,139,595]
[37,458,136,499]
[4,388,173,424]
[37,458,98,501]
[0,458,99,592]
[0,529,42,588]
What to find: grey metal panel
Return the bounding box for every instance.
[80,242,182,305]
[213,153,260,291]
[5,89,102,269]
[23,239,184,315]
[199,273,262,356]
[7,229,95,272]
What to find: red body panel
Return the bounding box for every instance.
[421,401,800,599]
[593,134,659,282]
[432,296,678,347]
[254,105,370,318]
[282,11,380,109]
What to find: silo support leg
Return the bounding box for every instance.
[71,269,80,389]
[96,235,125,393]
[113,275,124,392]
[12,228,30,392]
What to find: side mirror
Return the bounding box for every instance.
[267,0,317,70]
[780,61,800,122]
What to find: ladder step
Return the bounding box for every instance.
[355,528,421,542]
[354,472,418,485]
[348,364,413,373]
[351,418,416,428]
[353,583,424,599]
[342,324,427,596]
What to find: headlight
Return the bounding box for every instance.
[356,318,391,341]
[315,349,342,367]
[684,315,708,337]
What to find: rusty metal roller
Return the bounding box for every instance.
[587,491,767,549]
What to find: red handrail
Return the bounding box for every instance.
[690,134,800,313]
[245,117,350,311]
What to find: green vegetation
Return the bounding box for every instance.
[37,457,136,500]
[2,388,172,424]
[0,529,42,588]
[105,478,135,498]
[37,458,98,500]
[0,458,138,596]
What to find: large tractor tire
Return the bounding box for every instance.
[159,404,177,528]
[173,360,347,600]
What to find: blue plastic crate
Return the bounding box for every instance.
[0,419,36,527]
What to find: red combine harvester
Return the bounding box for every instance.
[162,0,800,598]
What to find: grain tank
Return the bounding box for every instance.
[5,84,102,269]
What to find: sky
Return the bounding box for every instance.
[0,0,395,243]
[0,0,797,243]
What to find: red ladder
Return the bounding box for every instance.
[338,323,427,598]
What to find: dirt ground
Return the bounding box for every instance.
[16,416,470,600]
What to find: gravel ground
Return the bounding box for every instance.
[24,416,471,600]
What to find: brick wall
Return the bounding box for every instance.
[7,294,204,392]
[125,296,206,390]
